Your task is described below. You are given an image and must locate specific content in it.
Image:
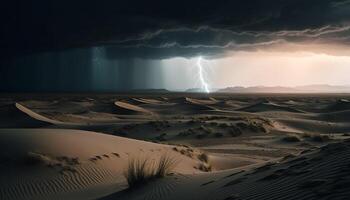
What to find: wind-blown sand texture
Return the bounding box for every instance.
[1,93,350,200]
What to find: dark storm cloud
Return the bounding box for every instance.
[104,25,350,59]
[1,0,350,59]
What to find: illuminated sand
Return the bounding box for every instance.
[1,93,350,200]
[0,129,202,200]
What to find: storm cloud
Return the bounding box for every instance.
[1,0,350,92]
[2,0,350,59]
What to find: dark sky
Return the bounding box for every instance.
[1,0,350,91]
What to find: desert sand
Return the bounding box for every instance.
[1,93,350,200]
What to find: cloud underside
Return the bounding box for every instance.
[103,25,350,59]
[3,0,350,59]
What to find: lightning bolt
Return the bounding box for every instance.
[196,56,210,93]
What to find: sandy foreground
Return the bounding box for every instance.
[1,93,350,200]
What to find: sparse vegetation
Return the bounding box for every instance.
[197,163,212,172]
[197,152,209,163]
[124,154,177,188]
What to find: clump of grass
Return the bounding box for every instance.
[282,135,301,142]
[124,158,149,188]
[124,154,177,188]
[155,154,177,177]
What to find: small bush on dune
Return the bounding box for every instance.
[124,154,177,188]
[197,163,212,172]
[197,152,209,163]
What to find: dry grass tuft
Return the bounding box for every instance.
[124,153,177,188]
[155,154,178,177]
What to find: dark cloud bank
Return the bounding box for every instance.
[1,0,350,91]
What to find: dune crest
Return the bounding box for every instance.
[238,100,303,113]
[114,101,155,115]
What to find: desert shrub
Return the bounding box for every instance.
[197,153,209,163]
[124,154,177,188]
[172,147,179,152]
[197,163,212,172]
[179,149,193,158]
[282,135,301,142]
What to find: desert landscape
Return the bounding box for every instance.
[3,1,350,199]
[1,93,350,200]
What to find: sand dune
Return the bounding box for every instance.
[237,100,304,113]
[0,129,201,200]
[114,101,155,115]
[132,98,170,105]
[21,100,122,123]
[101,140,350,200]
[0,103,53,128]
[326,99,350,112]
[127,97,214,115]
[185,97,218,105]
[15,103,62,124]
[319,110,350,122]
[1,94,350,200]
[275,117,350,134]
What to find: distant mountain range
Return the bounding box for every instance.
[215,85,350,93]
